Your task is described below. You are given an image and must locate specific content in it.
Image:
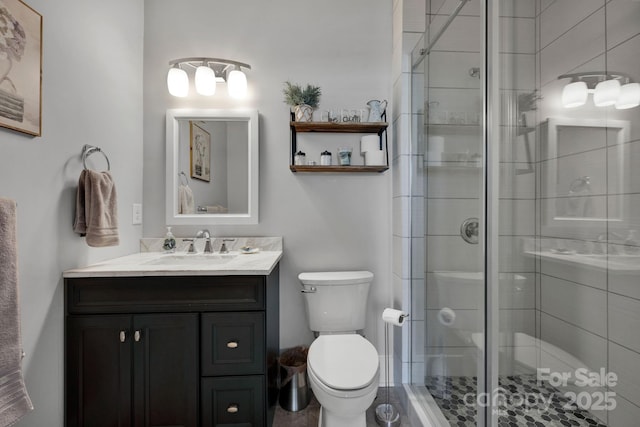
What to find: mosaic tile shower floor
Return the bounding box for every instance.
[425,375,607,427]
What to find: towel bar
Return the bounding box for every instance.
[81,144,111,171]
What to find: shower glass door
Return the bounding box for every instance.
[410,0,487,425]
[412,0,640,426]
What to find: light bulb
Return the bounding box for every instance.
[227,69,247,99]
[593,79,621,107]
[561,81,588,108]
[615,83,640,109]
[167,67,189,97]
[195,66,216,96]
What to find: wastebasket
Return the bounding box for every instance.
[278,346,311,411]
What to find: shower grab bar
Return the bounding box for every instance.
[414,0,470,67]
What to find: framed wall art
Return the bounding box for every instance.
[190,121,211,182]
[0,0,42,136]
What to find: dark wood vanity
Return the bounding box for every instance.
[64,266,279,427]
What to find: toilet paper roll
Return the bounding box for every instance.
[360,135,380,154]
[437,307,456,326]
[382,308,409,327]
[428,136,444,153]
[365,149,385,166]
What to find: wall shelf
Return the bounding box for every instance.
[289,165,389,173]
[291,121,388,134]
[289,114,389,173]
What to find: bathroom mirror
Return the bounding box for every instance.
[166,108,259,225]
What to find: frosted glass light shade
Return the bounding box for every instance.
[561,81,588,108]
[195,66,216,96]
[227,69,247,99]
[615,83,640,109]
[593,79,621,107]
[167,68,189,97]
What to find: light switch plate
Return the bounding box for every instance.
[132,203,142,225]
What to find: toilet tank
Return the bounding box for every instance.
[299,271,374,333]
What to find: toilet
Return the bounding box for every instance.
[299,271,379,427]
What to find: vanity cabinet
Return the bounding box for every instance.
[65,267,280,427]
[66,313,198,427]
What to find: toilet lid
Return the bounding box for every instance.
[308,335,378,390]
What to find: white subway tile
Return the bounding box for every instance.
[540,260,607,291]
[540,313,607,373]
[609,342,640,407]
[540,0,603,48]
[609,394,640,427]
[499,199,535,236]
[427,235,483,271]
[606,0,640,49]
[541,275,607,336]
[427,198,481,236]
[540,10,605,85]
[609,293,640,353]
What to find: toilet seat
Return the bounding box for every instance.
[307,335,378,391]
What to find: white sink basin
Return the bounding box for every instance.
[144,253,238,266]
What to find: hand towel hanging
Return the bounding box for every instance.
[73,170,120,247]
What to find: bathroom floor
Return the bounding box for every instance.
[426,374,607,427]
[273,386,412,427]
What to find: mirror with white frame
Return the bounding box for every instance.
[166,109,259,225]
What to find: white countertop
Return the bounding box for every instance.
[63,250,283,278]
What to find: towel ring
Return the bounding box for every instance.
[179,171,190,185]
[82,144,111,171]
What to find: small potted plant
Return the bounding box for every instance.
[283,81,321,122]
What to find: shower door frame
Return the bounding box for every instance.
[410,0,502,425]
[482,0,501,426]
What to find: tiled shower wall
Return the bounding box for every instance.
[401,1,640,425]
[535,1,640,425]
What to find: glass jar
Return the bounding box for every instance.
[320,150,332,166]
[294,151,306,165]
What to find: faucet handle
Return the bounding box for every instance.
[219,238,236,254]
[183,238,196,254]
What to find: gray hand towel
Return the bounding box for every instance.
[73,170,120,247]
[0,198,34,426]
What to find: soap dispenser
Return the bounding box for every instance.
[163,226,176,253]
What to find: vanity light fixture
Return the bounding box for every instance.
[167,57,251,98]
[558,72,640,109]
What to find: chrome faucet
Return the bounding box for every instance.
[194,229,214,253]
